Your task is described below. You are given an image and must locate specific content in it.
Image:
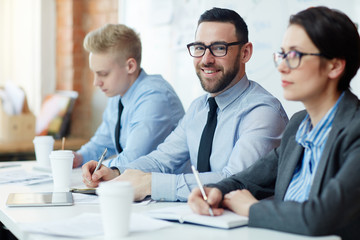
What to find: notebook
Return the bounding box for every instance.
[146,204,248,229]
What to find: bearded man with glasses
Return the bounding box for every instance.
[82,7,288,202]
[189,6,360,240]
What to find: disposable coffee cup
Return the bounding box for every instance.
[49,150,74,192]
[97,181,134,239]
[33,136,55,169]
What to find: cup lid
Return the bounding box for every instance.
[96,181,133,196]
[33,136,55,144]
[49,150,74,158]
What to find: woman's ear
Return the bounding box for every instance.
[126,58,138,74]
[328,58,346,80]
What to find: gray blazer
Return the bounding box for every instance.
[211,90,360,240]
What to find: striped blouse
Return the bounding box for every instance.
[284,93,344,202]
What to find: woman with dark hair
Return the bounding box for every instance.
[188,6,360,240]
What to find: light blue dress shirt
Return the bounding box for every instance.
[119,74,289,201]
[284,93,344,202]
[77,69,185,166]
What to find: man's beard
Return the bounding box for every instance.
[197,55,240,94]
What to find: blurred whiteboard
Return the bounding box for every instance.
[119,0,360,117]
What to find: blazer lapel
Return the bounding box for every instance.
[276,135,304,200]
[309,126,340,197]
[309,91,358,197]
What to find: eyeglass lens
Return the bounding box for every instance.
[189,43,228,57]
[274,51,301,69]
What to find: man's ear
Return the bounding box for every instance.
[241,42,253,64]
[126,58,138,74]
[328,58,346,80]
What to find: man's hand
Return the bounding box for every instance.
[188,187,224,216]
[112,169,151,201]
[222,189,258,217]
[81,160,120,188]
[73,152,83,168]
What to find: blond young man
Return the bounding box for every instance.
[74,24,184,168]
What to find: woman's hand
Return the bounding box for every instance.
[222,189,258,217]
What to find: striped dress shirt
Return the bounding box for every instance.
[284,93,344,202]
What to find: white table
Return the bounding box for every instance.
[0,161,341,240]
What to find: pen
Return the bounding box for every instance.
[0,164,21,169]
[93,148,107,173]
[191,165,214,216]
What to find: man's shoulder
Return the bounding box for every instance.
[187,94,208,110]
[137,73,175,93]
[127,73,183,110]
[142,72,166,82]
[246,80,276,98]
[140,71,166,85]
[240,80,283,109]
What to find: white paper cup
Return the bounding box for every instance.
[49,150,74,192]
[97,181,134,239]
[33,136,55,168]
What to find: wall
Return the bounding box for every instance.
[119,0,360,117]
[55,0,118,137]
[1,0,360,140]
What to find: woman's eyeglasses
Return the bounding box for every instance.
[273,50,326,69]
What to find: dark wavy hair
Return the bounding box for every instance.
[197,7,248,44]
[290,6,360,91]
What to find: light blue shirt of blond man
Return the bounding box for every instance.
[77,69,185,166]
[114,74,289,201]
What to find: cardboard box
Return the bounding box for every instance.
[0,93,35,142]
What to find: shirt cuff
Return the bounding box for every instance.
[105,157,117,168]
[77,150,89,165]
[110,166,120,174]
[151,172,177,201]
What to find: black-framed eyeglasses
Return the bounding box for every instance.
[187,41,243,58]
[273,50,326,69]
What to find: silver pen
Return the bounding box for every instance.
[191,165,214,216]
[0,164,21,169]
[93,148,107,173]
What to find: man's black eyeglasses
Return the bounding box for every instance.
[187,41,243,58]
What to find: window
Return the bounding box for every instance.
[0,0,55,115]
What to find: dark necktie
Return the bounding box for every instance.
[197,97,218,172]
[115,99,124,153]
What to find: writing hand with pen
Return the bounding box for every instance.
[188,186,224,216]
[81,148,120,188]
[81,149,151,201]
[189,165,222,216]
[188,181,259,217]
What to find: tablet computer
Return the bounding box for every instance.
[6,192,73,207]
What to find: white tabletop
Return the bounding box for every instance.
[0,161,341,240]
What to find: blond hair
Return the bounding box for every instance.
[83,24,142,66]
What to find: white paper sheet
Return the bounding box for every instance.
[72,193,99,204]
[0,169,52,185]
[20,212,172,238]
